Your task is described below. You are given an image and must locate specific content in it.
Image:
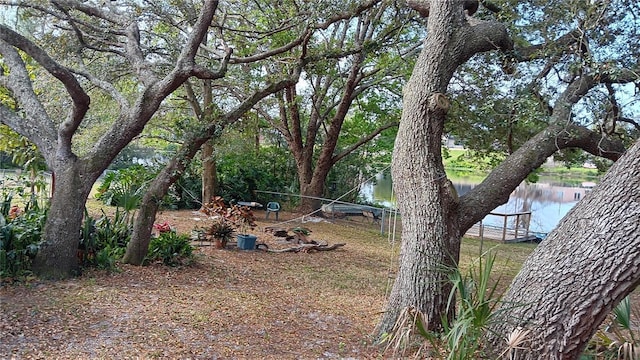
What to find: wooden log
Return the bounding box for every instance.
[258,243,346,253]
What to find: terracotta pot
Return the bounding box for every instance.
[213,238,226,249]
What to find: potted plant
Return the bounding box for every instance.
[201,197,258,250]
[230,204,258,250]
[205,218,235,249]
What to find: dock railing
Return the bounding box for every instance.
[466,211,539,243]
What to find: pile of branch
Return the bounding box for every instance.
[264,226,313,243]
[256,242,345,253]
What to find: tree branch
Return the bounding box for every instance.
[315,0,382,30]
[221,66,302,127]
[515,29,585,61]
[618,117,640,132]
[331,121,399,164]
[0,39,55,148]
[456,18,513,64]
[86,0,223,174]
[0,26,90,141]
[228,28,311,64]
[457,71,632,231]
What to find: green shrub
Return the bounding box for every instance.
[217,150,291,205]
[78,208,132,271]
[96,164,201,210]
[145,231,193,266]
[94,245,125,271]
[94,208,132,249]
[586,295,640,359]
[0,205,47,280]
[95,165,154,209]
[0,193,11,218]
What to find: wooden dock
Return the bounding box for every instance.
[464,223,541,243]
[464,211,544,243]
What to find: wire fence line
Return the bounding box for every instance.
[255,190,400,236]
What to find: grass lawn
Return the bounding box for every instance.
[443,147,603,181]
[0,208,537,359]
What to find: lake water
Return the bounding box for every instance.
[360,174,597,235]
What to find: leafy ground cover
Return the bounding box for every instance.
[1,208,535,359]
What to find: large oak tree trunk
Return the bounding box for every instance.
[375,0,515,338]
[31,160,94,279]
[299,183,324,215]
[486,139,640,359]
[298,164,331,214]
[374,0,631,340]
[0,0,224,279]
[375,13,460,333]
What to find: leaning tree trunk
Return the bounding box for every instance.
[122,188,162,266]
[486,139,640,359]
[124,77,300,264]
[124,147,201,265]
[31,160,94,279]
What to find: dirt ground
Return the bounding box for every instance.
[0,209,398,359]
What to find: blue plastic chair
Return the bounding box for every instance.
[266,201,281,220]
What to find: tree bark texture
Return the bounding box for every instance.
[200,78,217,206]
[31,160,94,279]
[122,186,163,266]
[377,2,466,336]
[376,0,633,338]
[486,139,640,359]
[201,141,217,205]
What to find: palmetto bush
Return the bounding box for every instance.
[589,296,640,359]
[381,251,513,359]
[440,251,508,359]
[95,165,152,209]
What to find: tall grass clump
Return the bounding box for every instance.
[438,251,504,359]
